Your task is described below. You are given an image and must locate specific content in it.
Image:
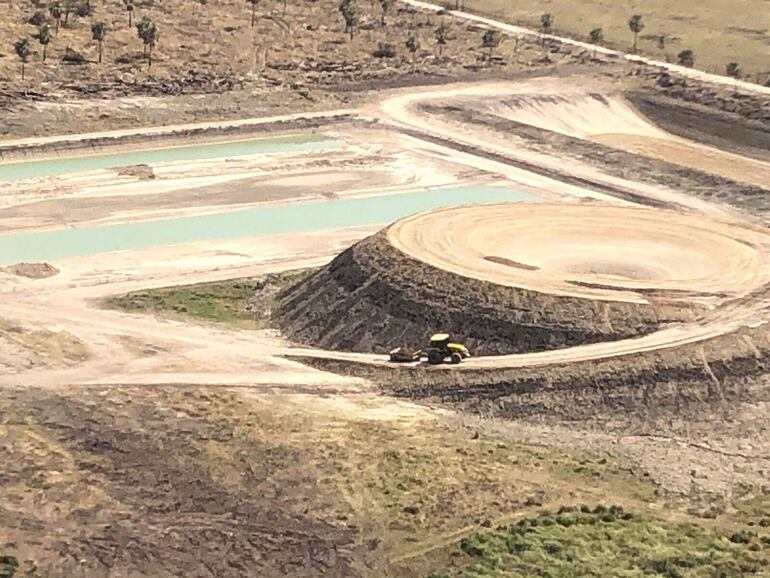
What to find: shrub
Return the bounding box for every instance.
[75,1,93,17]
[28,11,49,25]
[0,555,19,578]
[373,42,396,58]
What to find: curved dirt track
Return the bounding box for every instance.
[376,80,770,192]
[478,92,770,188]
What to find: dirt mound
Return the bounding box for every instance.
[296,323,770,422]
[273,232,695,356]
[0,319,89,372]
[274,203,770,356]
[2,262,59,279]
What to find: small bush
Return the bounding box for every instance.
[729,530,754,544]
[373,42,396,58]
[62,46,87,64]
[28,11,48,25]
[0,555,19,578]
[75,2,93,17]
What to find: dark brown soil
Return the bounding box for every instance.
[295,323,770,423]
[640,69,770,126]
[628,92,770,163]
[0,387,369,578]
[273,230,698,356]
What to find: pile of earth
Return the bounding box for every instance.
[1,262,59,279]
[273,229,695,356]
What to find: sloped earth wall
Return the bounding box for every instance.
[273,230,698,356]
[293,325,770,421]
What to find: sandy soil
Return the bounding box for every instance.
[477,91,770,188]
[375,78,770,201]
[3,77,768,375]
[1,64,769,575]
[387,202,770,303]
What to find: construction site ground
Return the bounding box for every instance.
[2,2,770,576]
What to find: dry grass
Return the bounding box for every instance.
[0,0,562,93]
[2,385,768,576]
[458,0,770,82]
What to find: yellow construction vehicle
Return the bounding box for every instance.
[424,333,470,365]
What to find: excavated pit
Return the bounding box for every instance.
[274,201,770,356]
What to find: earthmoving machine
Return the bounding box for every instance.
[389,333,471,364]
[424,333,470,364]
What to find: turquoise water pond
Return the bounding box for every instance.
[0,185,537,266]
[0,134,341,182]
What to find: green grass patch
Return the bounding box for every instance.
[103,269,312,328]
[0,555,18,578]
[430,506,768,577]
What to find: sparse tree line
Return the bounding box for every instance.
[12,0,158,80]
[582,13,741,78]
[9,1,747,82]
[336,0,506,71]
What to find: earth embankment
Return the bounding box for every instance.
[295,323,770,421]
[274,218,706,356]
[275,202,770,356]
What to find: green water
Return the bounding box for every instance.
[0,185,537,266]
[0,134,341,182]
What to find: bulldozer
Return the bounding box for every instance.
[424,333,470,365]
[388,333,471,364]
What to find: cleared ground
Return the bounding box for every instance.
[0,0,581,138]
[387,202,770,303]
[1,41,769,577]
[475,91,770,188]
[457,0,770,81]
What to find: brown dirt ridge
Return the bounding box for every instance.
[275,202,770,356]
[296,323,770,422]
[275,222,687,356]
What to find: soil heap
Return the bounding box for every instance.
[274,203,769,355]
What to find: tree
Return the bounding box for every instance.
[628,14,644,53]
[123,0,134,27]
[36,25,52,62]
[339,0,359,40]
[92,21,107,63]
[136,16,158,68]
[63,0,74,25]
[378,0,393,27]
[14,38,32,80]
[247,0,260,27]
[434,22,449,57]
[481,29,500,59]
[405,33,419,72]
[677,49,694,67]
[540,13,553,34]
[49,1,62,34]
[726,62,741,78]
[589,27,603,44]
